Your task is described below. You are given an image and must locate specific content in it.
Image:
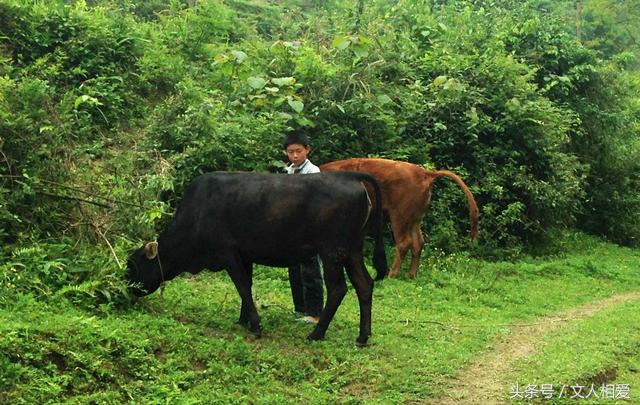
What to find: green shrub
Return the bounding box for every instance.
[141,77,289,201]
[0,241,132,310]
[0,0,638,257]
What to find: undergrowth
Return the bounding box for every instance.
[1,234,639,403]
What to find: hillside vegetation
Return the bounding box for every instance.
[2,234,640,403]
[1,0,639,402]
[2,0,639,253]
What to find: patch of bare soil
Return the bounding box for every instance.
[431,291,640,404]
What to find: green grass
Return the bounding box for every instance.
[508,299,640,404]
[1,235,640,403]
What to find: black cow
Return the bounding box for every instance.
[126,171,388,345]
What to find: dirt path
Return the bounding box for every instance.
[432,290,640,404]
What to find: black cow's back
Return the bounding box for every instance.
[162,171,373,268]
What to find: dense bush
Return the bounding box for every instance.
[144,80,289,194]
[0,1,147,247]
[0,240,132,310]
[411,6,587,249]
[0,0,638,293]
[497,5,640,246]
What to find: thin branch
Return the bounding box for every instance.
[0,148,12,176]
[93,224,123,269]
[39,177,143,208]
[1,174,172,213]
[36,191,112,208]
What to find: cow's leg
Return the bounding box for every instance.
[308,256,347,342]
[238,263,254,327]
[226,259,261,337]
[388,216,412,278]
[344,252,374,346]
[408,223,425,279]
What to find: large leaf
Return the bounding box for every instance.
[295,116,315,127]
[351,43,369,58]
[332,35,351,50]
[377,94,393,105]
[213,53,229,64]
[247,76,267,89]
[355,35,373,45]
[271,77,296,87]
[74,95,101,108]
[433,75,448,86]
[231,50,247,64]
[287,99,304,113]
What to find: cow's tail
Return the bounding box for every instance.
[352,172,388,281]
[430,170,479,240]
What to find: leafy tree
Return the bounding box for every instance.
[0,0,638,258]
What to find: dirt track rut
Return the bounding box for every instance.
[431,290,640,404]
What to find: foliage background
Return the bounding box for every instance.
[1,0,638,255]
[0,0,637,304]
[0,0,639,402]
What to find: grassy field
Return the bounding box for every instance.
[507,297,640,404]
[1,234,639,404]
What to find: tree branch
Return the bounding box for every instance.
[37,191,112,208]
[93,223,123,269]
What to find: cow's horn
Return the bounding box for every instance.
[144,241,158,260]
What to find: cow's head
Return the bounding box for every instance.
[126,241,164,297]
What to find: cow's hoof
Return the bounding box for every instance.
[307,331,325,341]
[355,336,369,347]
[248,323,262,337]
[249,329,262,339]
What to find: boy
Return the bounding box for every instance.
[282,132,324,324]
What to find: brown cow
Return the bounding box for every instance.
[320,158,478,279]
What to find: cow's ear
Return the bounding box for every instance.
[144,241,158,260]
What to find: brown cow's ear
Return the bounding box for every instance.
[144,241,158,260]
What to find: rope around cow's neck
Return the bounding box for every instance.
[154,243,166,297]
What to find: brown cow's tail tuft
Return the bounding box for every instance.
[431,170,480,240]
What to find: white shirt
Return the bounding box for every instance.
[286,159,320,174]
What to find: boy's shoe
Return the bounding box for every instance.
[296,315,320,324]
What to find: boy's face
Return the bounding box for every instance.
[285,143,310,167]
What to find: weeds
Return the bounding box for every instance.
[2,234,639,403]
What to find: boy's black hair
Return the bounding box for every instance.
[282,132,309,149]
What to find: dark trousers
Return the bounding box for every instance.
[288,255,324,317]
